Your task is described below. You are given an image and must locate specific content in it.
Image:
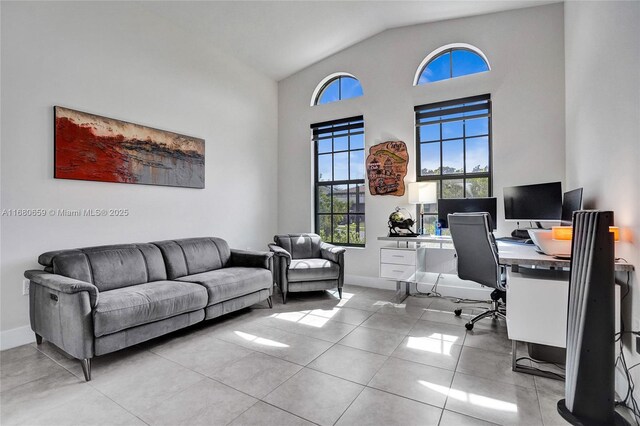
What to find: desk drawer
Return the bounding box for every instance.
[380,249,415,265]
[380,263,415,281]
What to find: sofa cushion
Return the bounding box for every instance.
[288,258,340,282]
[178,267,271,304]
[93,281,207,337]
[43,243,167,291]
[153,237,231,279]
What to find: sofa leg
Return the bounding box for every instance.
[80,358,92,382]
[338,288,343,299]
[267,296,273,308]
[282,292,287,304]
[35,333,43,345]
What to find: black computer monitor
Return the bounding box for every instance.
[561,188,583,225]
[503,182,562,223]
[437,197,497,230]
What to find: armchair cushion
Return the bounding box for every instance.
[178,267,272,304]
[320,243,346,264]
[93,281,207,337]
[288,258,340,282]
[273,234,322,259]
[268,244,292,266]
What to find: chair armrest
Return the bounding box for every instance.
[320,242,346,263]
[24,270,99,308]
[229,249,273,269]
[268,244,292,266]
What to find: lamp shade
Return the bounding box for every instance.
[408,182,437,205]
[552,225,620,242]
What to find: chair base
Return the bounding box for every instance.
[267,296,273,308]
[35,333,42,345]
[455,295,506,331]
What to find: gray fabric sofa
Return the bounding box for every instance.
[269,233,345,303]
[24,237,273,381]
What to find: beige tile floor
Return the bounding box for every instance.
[0,284,571,426]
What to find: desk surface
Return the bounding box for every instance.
[377,235,635,272]
[496,241,634,272]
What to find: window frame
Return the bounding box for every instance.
[312,73,363,106]
[312,115,365,247]
[414,94,493,230]
[414,43,490,86]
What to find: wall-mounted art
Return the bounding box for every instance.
[366,140,408,196]
[54,106,205,188]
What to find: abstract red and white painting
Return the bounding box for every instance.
[54,106,205,188]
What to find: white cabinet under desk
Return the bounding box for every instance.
[378,236,458,301]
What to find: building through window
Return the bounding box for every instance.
[415,94,492,233]
[312,116,365,246]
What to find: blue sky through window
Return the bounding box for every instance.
[316,76,363,105]
[418,48,488,85]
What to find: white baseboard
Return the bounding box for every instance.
[345,273,493,301]
[0,325,34,351]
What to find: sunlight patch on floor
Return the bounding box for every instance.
[234,331,289,347]
[406,336,455,355]
[419,381,518,413]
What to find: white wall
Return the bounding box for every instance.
[564,0,640,399]
[278,4,565,284]
[0,2,278,343]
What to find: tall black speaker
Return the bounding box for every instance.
[557,211,625,425]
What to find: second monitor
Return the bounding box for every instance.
[437,197,498,230]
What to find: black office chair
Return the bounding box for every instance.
[449,213,506,330]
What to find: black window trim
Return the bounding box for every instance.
[415,93,493,206]
[312,115,365,247]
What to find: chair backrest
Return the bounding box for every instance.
[274,233,322,259]
[448,213,502,290]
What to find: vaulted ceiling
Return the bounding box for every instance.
[140,1,559,81]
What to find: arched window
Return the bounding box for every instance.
[414,43,490,86]
[311,73,363,106]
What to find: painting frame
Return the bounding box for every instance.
[54,106,205,189]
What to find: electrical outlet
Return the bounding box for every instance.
[22,279,29,296]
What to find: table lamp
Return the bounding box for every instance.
[408,182,437,235]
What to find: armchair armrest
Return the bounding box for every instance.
[320,242,346,263]
[229,249,273,269]
[268,244,292,266]
[24,270,99,308]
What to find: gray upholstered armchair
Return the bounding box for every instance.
[269,233,345,303]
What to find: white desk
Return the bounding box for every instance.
[496,241,631,379]
[378,236,635,378]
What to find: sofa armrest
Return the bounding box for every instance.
[320,243,346,264]
[268,244,292,266]
[229,249,273,269]
[24,270,99,308]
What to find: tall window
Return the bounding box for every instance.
[414,44,490,85]
[312,73,363,106]
[313,116,365,246]
[415,94,492,233]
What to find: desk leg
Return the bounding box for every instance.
[395,281,410,303]
[511,340,565,381]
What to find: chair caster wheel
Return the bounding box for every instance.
[465,323,474,330]
[454,309,462,317]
